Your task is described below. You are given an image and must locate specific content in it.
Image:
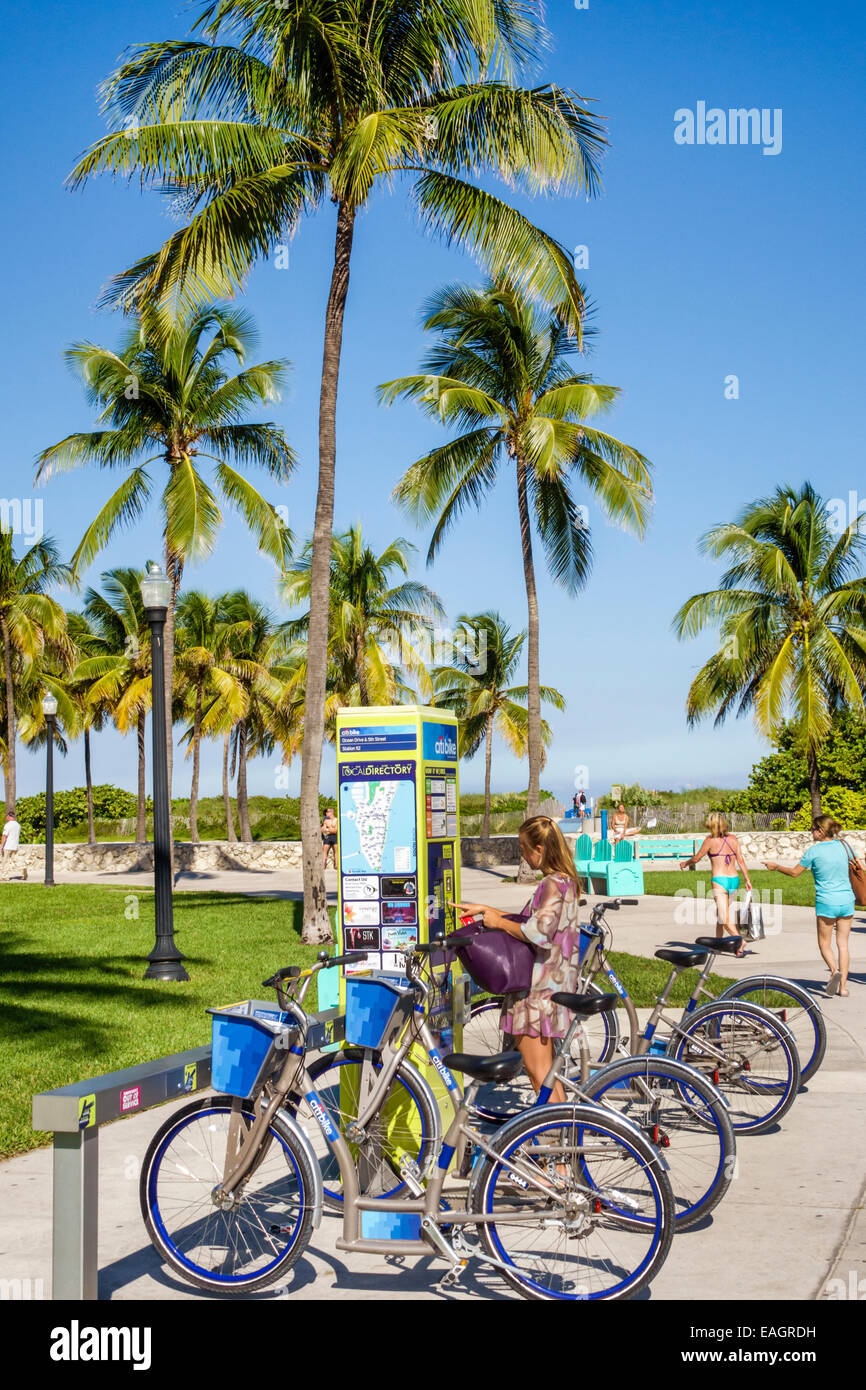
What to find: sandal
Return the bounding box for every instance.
[826,971,841,996]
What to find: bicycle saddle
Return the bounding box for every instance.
[695,936,743,955]
[442,1051,524,1084]
[551,991,619,1016]
[654,948,709,969]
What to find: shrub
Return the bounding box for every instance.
[790,785,866,830]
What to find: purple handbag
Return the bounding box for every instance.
[446,915,536,995]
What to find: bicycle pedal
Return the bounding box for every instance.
[436,1260,468,1292]
[398,1157,424,1197]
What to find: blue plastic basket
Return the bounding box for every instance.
[578,926,598,965]
[344,975,411,1050]
[208,1000,291,1099]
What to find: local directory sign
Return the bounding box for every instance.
[335,707,462,987]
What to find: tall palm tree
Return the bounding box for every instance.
[673,483,866,817]
[382,278,652,816]
[35,304,295,813]
[67,611,113,843]
[175,590,246,842]
[215,590,292,842]
[78,569,153,841]
[67,0,604,939]
[280,525,444,706]
[0,531,72,813]
[433,611,563,837]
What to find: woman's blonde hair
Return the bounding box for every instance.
[705,811,729,837]
[519,816,581,891]
[812,814,842,839]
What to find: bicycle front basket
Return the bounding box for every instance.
[208,999,293,1099]
[344,975,413,1050]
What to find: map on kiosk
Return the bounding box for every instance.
[339,777,417,874]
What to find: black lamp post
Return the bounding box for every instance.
[140,563,189,982]
[41,693,57,887]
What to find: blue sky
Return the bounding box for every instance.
[3,0,864,806]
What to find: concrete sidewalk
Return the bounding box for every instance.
[1,876,864,1302]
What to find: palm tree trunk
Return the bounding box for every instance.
[237,721,252,842]
[163,545,183,859]
[136,712,147,843]
[356,629,370,706]
[189,684,202,844]
[807,746,822,819]
[222,731,237,842]
[300,199,356,944]
[482,710,494,840]
[1,612,16,815]
[84,728,96,845]
[515,457,542,818]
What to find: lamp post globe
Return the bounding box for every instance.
[140,563,188,982]
[41,693,57,887]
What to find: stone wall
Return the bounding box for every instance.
[9,829,865,876]
[8,840,304,874]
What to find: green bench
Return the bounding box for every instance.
[637,837,699,860]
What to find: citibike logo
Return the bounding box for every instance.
[304,1093,339,1143]
[428,1049,458,1093]
[423,723,458,761]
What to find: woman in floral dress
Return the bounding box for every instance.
[456,816,583,1101]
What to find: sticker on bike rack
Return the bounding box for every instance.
[183,1063,197,1092]
[78,1094,96,1129]
[304,1091,340,1143]
[120,1085,141,1113]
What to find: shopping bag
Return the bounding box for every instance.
[736,891,765,941]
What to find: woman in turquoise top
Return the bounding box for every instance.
[764,815,862,997]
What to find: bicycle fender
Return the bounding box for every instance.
[399,1055,444,1154]
[277,1110,325,1230]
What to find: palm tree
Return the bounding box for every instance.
[673,483,866,818]
[35,304,295,814]
[216,590,292,843]
[78,569,153,841]
[280,525,444,706]
[67,611,113,843]
[67,0,604,938]
[382,278,652,817]
[433,611,563,837]
[0,531,72,813]
[175,590,246,842]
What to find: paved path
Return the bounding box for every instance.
[2,868,864,1302]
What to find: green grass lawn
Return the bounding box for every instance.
[0,885,330,1160]
[642,868,817,907]
[1,883,735,1161]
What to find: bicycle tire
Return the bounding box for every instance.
[300,1049,437,1209]
[719,975,826,1082]
[140,1097,316,1293]
[471,1102,674,1300]
[668,1000,801,1134]
[582,1055,736,1229]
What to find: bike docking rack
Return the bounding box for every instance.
[31,1007,346,1300]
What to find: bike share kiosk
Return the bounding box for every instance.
[332,704,466,1049]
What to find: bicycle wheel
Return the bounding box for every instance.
[141,1097,316,1293]
[572,979,626,1067]
[582,1056,736,1229]
[471,1103,674,1300]
[300,1049,437,1208]
[462,999,508,1056]
[669,1000,801,1134]
[720,975,826,1083]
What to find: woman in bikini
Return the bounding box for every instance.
[610,804,629,843]
[681,812,752,955]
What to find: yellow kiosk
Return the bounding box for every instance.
[334,704,465,1052]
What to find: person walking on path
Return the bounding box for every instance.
[764,814,863,997]
[321,807,338,870]
[681,812,751,955]
[454,816,583,1105]
[1,812,27,881]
